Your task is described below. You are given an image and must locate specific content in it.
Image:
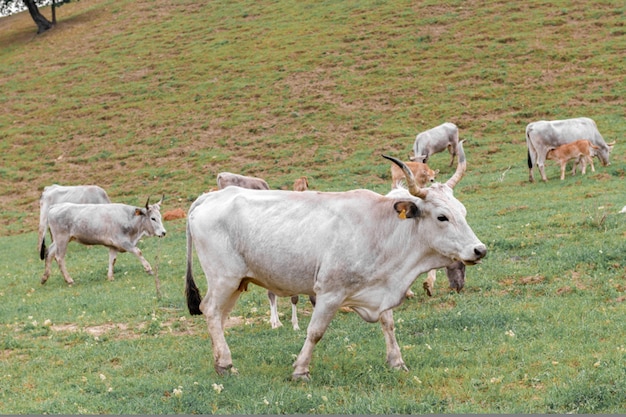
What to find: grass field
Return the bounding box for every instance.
[1,0,625,414]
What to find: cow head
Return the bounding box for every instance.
[597,141,615,167]
[383,141,486,266]
[135,195,167,237]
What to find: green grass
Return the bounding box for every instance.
[0,0,625,413]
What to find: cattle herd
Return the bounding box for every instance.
[37,117,615,380]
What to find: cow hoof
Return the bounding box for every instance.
[215,364,237,376]
[422,282,433,297]
[291,372,311,382]
[40,277,48,285]
[405,289,415,298]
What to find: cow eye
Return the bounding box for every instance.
[437,215,449,222]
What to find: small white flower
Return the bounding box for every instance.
[263,397,269,405]
[99,374,106,381]
[425,343,432,350]
[212,383,224,394]
[505,330,515,337]
[321,396,328,402]
[43,319,52,327]
[413,376,422,384]
[307,394,312,399]
[173,387,183,397]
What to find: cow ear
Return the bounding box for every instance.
[394,201,420,219]
[134,208,145,216]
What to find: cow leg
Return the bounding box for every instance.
[588,156,595,172]
[201,283,243,375]
[560,163,566,180]
[422,269,437,296]
[379,309,407,371]
[53,240,75,285]
[292,297,339,380]
[41,241,56,284]
[127,247,153,275]
[107,248,118,280]
[267,291,283,329]
[580,156,587,175]
[291,295,300,330]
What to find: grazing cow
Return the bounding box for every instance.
[217,172,270,190]
[41,197,166,285]
[185,142,486,380]
[546,139,600,180]
[421,261,466,297]
[163,208,186,221]
[526,117,615,182]
[391,161,438,189]
[293,176,309,192]
[269,177,316,330]
[38,184,111,259]
[411,122,460,167]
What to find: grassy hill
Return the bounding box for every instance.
[1,0,624,235]
[0,0,624,413]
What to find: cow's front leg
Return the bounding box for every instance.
[107,248,118,280]
[129,247,153,275]
[422,269,437,297]
[379,309,407,371]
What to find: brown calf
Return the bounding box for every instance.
[390,161,438,189]
[293,176,309,192]
[546,139,600,180]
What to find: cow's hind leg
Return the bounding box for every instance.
[291,295,300,330]
[41,241,56,284]
[380,309,407,371]
[202,282,243,375]
[268,291,283,329]
[53,240,75,285]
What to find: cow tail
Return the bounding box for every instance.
[526,129,534,169]
[185,219,203,315]
[40,237,47,260]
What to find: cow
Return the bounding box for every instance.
[185,141,486,380]
[390,161,438,189]
[526,117,615,182]
[546,139,600,180]
[38,184,111,259]
[293,176,309,192]
[411,122,460,167]
[217,172,270,190]
[420,261,466,297]
[269,177,316,330]
[40,197,166,285]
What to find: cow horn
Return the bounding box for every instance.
[446,140,466,189]
[145,196,151,209]
[607,140,616,146]
[382,154,428,199]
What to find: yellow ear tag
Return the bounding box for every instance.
[398,209,407,219]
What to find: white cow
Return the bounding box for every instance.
[185,142,486,380]
[411,122,460,167]
[217,172,270,190]
[38,184,111,259]
[41,198,166,285]
[526,117,615,182]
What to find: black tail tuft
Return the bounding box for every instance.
[527,150,532,169]
[185,268,203,315]
[40,239,47,260]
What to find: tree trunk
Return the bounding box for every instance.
[23,0,53,34]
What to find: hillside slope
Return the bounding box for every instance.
[0,0,624,236]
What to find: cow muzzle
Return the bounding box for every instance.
[463,244,487,265]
